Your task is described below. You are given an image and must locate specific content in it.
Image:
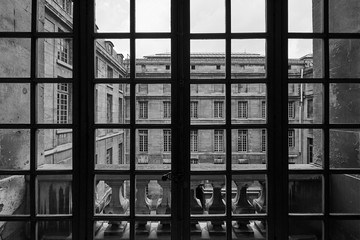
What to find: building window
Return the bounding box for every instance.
[214,101,224,118]
[163,130,171,152]
[166,65,170,70]
[139,130,148,152]
[238,84,248,93]
[288,101,295,119]
[139,101,148,119]
[262,101,266,119]
[288,130,295,148]
[238,130,248,152]
[106,94,113,123]
[107,66,113,78]
[106,148,113,164]
[118,98,123,123]
[57,83,69,123]
[190,101,198,118]
[190,130,198,152]
[163,101,171,118]
[191,65,195,70]
[307,98,313,118]
[58,38,72,64]
[307,137,313,163]
[261,130,266,152]
[118,143,123,164]
[238,101,248,118]
[216,65,221,70]
[214,130,224,152]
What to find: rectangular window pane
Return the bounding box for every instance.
[330,174,360,213]
[163,101,171,119]
[95,0,129,32]
[330,84,360,123]
[289,220,322,240]
[37,221,72,239]
[0,175,29,215]
[38,0,73,32]
[0,0,31,32]
[191,0,225,33]
[94,221,130,239]
[288,0,323,32]
[136,0,170,32]
[330,220,360,240]
[135,221,171,238]
[231,0,265,33]
[329,0,360,33]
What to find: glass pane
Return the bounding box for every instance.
[330,84,360,124]
[191,0,225,33]
[37,175,72,215]
[95,129,130,170]
[288,84,323,124]
[136,129,171,169]
[0,222,29,239]
[190,40,225,79]
[288,0,323,32]
[232,219,266,239]
[37,83,73,124]
[95,39,130,78]
[190,130,226,171]
[232,84,267,124]
[289,174,323,213]
[136,0,170,32]
[329,0,360,33]
[191,220,226,239]
[190,175,226,215]
[135,39,171,78]
[289,220,322,240]
[136,84,171,123]
[95,84,130,124]
[95,175,130,215]
[330,174,360,213]
[329,220,360,240]
[136,221,171,239]
[231,39,266,79]
[0,38,31,78]
[0,129,30,170]
[330,129,360,169]
[37,0,73,32]
[36,129,72,170]
[288,39,323,78]
[231,0,265,33]
[0,0,31,31]
[95,0,129,32]
[231,129,267,170]
[37,38,73,78]
[0,83,30,123]
[232,175,267,215]
[37,221,72,239]
[288,129,323,169]
[94,221,130,239]
[0,175,29,215]
[191,84,225,125]
[135,175,171,215]
[329,39,360,78]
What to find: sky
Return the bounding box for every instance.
[95,0,315,59]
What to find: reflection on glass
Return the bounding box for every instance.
[0,129,30,170]
[231,129,267,170]
[330,129,360,169]
[0,222,29,239]
[288,84,323,124]
[136,175,171,215]
[95,39,130,78]
[0,175,29,215]
[36,129,72,170]
[37,175,72,215]
[94,221,130,239]
[288,39,323,78]
[231,0,265,33]
[191,0,225,33]
[37,83,73,124]
[0,0,31,32]
[329,220,360,240]
[136,0,171,32]
[231,84,267,124]
[95,175,130,215]
[288,0,323,32]
[329,0,360,33]
[289,175,322,213]
[38,0,73,32]
[190,130,226,171]
[330,174,360,213]
[190,40,226,79]
[232,220,266,239]
[330,84,360,123]
[191,175,225,215]
[38,221,72,239]
[0,38,30,78]
[288,129,323,169]
[231,39,266,79]
[191,220,226,239]
[289,220,322,240]
[136,221,171,239]
[95,0,129,32]
[0,84,30,123]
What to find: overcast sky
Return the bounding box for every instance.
[95,0,314,59]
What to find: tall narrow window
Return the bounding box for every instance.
[288,101,295,119]
[214,130,224,152]
[238,130,248,152]
[57,83,69,123]
[307,137,313,163]
[106,148,113,164]
[262,101,266,119]
[163,101,171,118]
[58,38,72,64]
[288,130,295,148]
[190,130,198,152]
[118,98,123,123]
[118,143,123,164]
[139,130,148,152]
[163,130,171,152]
[190,101,198,118]
[106,94,113,123]
[139,101,148,119]
[261,130,266,152]
[238,101,248,118]
[307,98,313,118]
[214,101,224,118]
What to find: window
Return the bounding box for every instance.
[58,38,72,64]
[191,65,195,70]
[238,130,248,152]
[214,101,224,118]
[139,101,148,119]
[118,143,123,164]
[163,130,171,152]
[288,130,295,148]
[288,101,295,119]
[57,83,69,123]
[307,137,313,163]
[238,101,248,118]
[163,101,171,118]
[190,130,198,152]
[216,65,221,70]
[107,66,113,78]
[166,65,170,70]
[190,101,198,118]
[118,98,123,123]
[262,101,266,119]
[139,130,148,152]
[307,98,313,118]
[261,130,266,152]
[106,94,113,123]
[214,130,224,152]
[106,148,113,164]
